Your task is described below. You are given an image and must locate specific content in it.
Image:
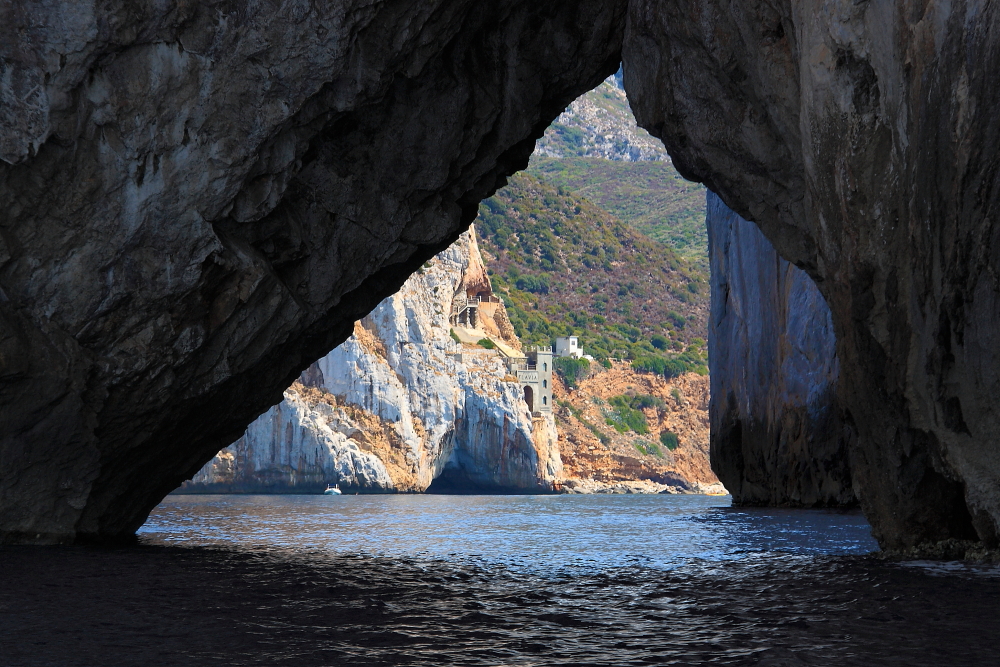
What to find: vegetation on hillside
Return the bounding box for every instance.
[604,394,664,435]
[660,431,679,451]
[473,73,712,379]
[528,157,707,268]
[559,399,611,445]
[554,357,591,389]
[633,351,707,378]
[605,397,649,435]
[533,74,668,163]
[475,172,709,371]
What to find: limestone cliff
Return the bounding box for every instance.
[626,0,1000,549]
[4,0,1000,552]
[184,229,560,493]
[186,384,397,493]
[707,192,853,507]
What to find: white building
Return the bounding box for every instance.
[555,336,584,359]
[506,346,553,415]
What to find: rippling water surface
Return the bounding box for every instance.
[4,494,999,666]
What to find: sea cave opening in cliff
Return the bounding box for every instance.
[10,1,999,659]
[130,68,892,665]
[159,67,861,545]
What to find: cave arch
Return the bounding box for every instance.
[0,1,998,553]
[0,0,627,544]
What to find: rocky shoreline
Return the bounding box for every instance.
[558,478,727,495]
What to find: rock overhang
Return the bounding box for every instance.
[624,0,1000,551]
[2,0,1000,554]
[0,0,627,543]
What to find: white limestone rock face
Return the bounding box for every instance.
[185,230,561,493]
[434,380,562,492]
[533,73,669,162]
[189,387,395,492]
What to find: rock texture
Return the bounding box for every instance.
[554,366,723,493]
[186,383,397,493]
[534,71,670,162]
[4,0,1000,551]
[183,230,560,494]
[707,192,853,507]
[0,1,623,542]
[626,0,1000,548]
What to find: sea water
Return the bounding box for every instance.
[3,494,998,666]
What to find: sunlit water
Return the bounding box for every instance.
[140,494,877,568]
[3,494,999,666]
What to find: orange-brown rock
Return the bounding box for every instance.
[553,364,721,493]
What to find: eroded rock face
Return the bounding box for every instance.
[5,0,999,551]
[183,230,560,493]
[0,1,624,543]
[313,229,561,493]
[185,383,398,493]
[626,0,1000,548]
[707,192,853,507]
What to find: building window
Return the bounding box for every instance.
[543,396,548,405]
[542,379,547,388]
[543,363,547,372]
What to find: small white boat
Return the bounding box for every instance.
[323,483,342,495]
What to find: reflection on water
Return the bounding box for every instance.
[3,494,999,667]
[139,494,878,569]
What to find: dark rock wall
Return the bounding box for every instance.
[4,0,1000,550]
[707,191,854,507]
[0,0,626,543]
[626,0,1000,548]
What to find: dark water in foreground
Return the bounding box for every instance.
[3,494,1000,666]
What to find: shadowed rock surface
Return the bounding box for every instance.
[0,0,625,543]
[625,0,1000,548]
[707,191,853,507]
[4,0,1000,551]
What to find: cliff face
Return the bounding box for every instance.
[0,1,623,542]
[534,72,669,162]
[626,0,1000,549]
[188,384,397,493]
[4,1,1000,550]
[185,230,560,494]
[707,192,853,507]
[553,366,723,494]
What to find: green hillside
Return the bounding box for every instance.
[528,157,707,268]
[476,172,708,372]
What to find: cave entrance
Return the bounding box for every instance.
[175,67,717,501]
[470,68,850,510]
[174,67,845,511]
